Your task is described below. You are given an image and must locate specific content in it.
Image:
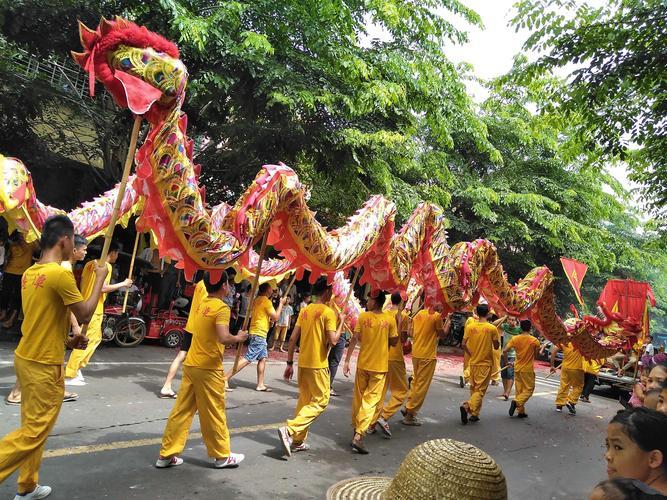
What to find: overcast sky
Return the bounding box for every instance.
[435,1,639,202]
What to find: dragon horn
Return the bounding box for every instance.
[70,50,88,69]
[99,16,115,36]
[77,19,98,51]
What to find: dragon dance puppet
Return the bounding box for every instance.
[0,17,644,358]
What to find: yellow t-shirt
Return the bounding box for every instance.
[411,309,444,360]
[249,295,275,338]
[295,303,337,369]
[184,295,230,370]
[387,309,409,362]
[505,334,540,372]
[5,240,36,275]
[560,342,583,370]
[463,320,500,366]
[353,310,399,373]
[16,262,84,365]
[80,260,112,315]
[185,280,208,334]
[583,358,604,375]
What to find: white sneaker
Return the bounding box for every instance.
[155,456,183,468]
[76,370,85,382]
[14,484,52,499]
[214,453,244,469]
[278,426,292,457]
[64,378,86,387]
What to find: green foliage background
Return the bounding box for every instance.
[0,0,664,329]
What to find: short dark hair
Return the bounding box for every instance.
[204,271,228,294]
[74,234,87,248]
[40,215,74,250]
[520,319,532,332]
[258,282,271,294]
[226,267,237,277]
[610,407,667,472]
[592,478,664,500]
[391,292,402,305]
[109,240,123,253]
[476,303,489,318]
[311,276,331,297]
[371,290,387,308]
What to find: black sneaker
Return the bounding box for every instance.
[509,400,517,417]
[566,402,576,415]
[556,406,563,413]
[469,416,480,423]
[518,413,528,419]
[459,405,468,425]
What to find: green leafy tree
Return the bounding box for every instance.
[511,0,667,223]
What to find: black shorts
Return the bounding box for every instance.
[181,332,193,351]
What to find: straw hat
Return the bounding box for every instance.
[326,439,507,500]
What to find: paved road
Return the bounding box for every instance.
[0,338,616,499]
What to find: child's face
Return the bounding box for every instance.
[658,388,667,415]
[605,423,653,482]
[640,370,649,385]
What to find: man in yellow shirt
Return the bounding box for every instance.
[0,215,107,499]
[226,282,286,391]
[368,292,410,437]
[580,357,605,403]
[0,232,38,329]
[65,240,132,386]
[278,277,341,456]
[157,271,248,470]
[551,341,584,415]
[403,303,448,426]
[460,304,500,424]
[503,319,541,418]
[343,290,399,454]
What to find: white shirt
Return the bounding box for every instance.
[644,343,655,356]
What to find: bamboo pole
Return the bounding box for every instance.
[122,230,141,313]
[282,272,297,300]
[21,205,41,239]
[329,266,362,351]
[81,115,142,336]
[231,232,269,375]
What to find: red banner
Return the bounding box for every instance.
[598,279,656,338]
[560,257,588,305]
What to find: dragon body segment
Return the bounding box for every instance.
[0,17,641,359]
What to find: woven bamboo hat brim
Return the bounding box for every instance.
[326,439,507,500]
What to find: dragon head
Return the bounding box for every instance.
[72,17,187,118]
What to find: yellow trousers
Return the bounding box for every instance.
[467,364,491,417]
[160,366,230,459]
[463,353,470,381]
[351,369,386,435]
[514,371,535,413]
[274,325,288,343]
[491,348,501,382]
[0,356,64,494]
[65,312,103,379]
[286,367,330,443]
[405,357,436,416]
[556,368,584,406]
[372,360,409,423]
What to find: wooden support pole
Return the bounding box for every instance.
[81,115,142,335]
[122,230,141,313]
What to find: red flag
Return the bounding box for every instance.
[560,257,588,305]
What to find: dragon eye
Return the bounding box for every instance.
[120,58,132,69]
[155,72,165,83]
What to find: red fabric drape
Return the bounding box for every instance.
[598,279,655,336]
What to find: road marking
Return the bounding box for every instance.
[43,421,283,459]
